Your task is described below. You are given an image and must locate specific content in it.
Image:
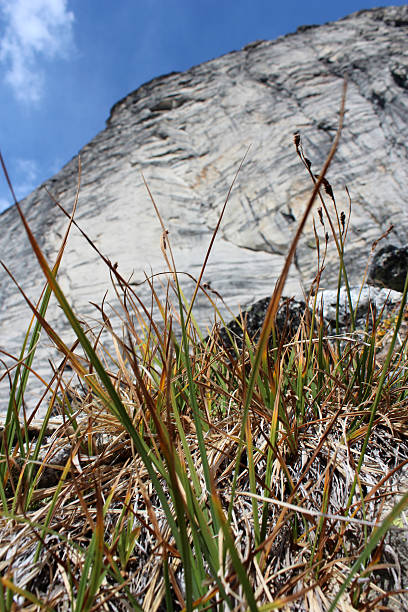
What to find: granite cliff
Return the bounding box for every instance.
[1,5,408,409]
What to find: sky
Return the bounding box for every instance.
[0,0,406,213]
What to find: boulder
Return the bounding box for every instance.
[368,245,408,293]
[216,286,402,350]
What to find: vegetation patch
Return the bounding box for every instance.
[1,86,408,610]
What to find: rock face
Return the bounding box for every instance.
[0,6,408,412]
[369,244,408,292]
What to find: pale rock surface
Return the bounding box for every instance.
[1,6,408,413]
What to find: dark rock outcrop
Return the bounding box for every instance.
[216,286,402,350]
[369,245,408,293]
[216,296,305,349]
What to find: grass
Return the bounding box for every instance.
[1,85,408,610]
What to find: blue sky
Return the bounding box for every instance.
[0,0,405,212]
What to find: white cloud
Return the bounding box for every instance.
[0,0,74,103]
